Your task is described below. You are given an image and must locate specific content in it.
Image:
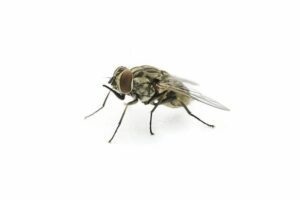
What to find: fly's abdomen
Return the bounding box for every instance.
[163,91,191,108]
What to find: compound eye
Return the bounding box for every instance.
[119,69,133,93]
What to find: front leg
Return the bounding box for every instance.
[85,91,111,119]
[108,97,138,143]
[103,85,125,100]
[85,85,125,119]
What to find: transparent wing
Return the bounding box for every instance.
[170,75,199,86]
[158,82,230,111]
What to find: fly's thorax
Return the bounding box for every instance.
[132,77,156,103]
[129,66,165,103]
[109,66,133,94]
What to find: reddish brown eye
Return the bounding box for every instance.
[120,69,133,93]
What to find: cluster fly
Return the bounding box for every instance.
[85,65,229,143]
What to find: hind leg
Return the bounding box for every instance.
[181,102,215,128]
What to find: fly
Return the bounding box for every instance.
[85,65,230,143]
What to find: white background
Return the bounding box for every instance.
[0,0,299,199]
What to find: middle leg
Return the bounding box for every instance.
[149,94,176,135]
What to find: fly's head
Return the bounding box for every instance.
[108,66,133,94]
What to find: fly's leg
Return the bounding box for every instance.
[85,91,111,119]
[150,104,159,135]
[108,105,128,143]
[103,85,125,100]
[85,85,125,119]
[108,98,138,143]
[150,94,175,135]
[180,102,215,128]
